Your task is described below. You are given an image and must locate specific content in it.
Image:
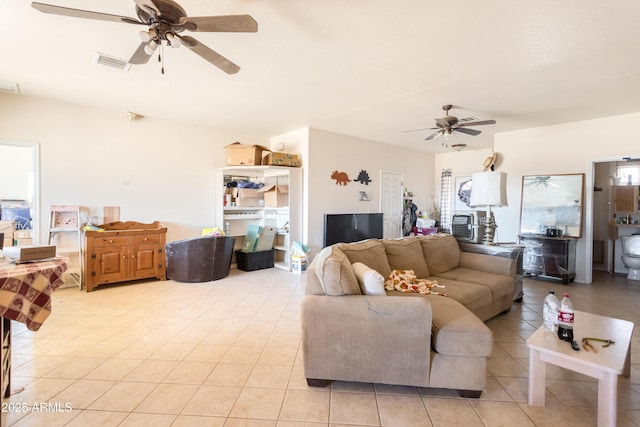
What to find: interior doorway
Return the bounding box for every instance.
[587,157,640,283]
[380,170,403,239]
[0,141,40,243]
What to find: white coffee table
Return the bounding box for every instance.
[527,310,633,427]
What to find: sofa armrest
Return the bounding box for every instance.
[301,295,432,387]
[459,252,515,277]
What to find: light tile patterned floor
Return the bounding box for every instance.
[2,268,640,426]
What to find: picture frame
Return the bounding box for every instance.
[454,175,473,212]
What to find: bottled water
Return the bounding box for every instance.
[542,290,559,333]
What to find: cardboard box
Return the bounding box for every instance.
[13,229,32,239]
[235,188,264,207]
[263,152,301,167]
[225,142,271,166]
[14,238,33,246]
[0,220,14,235]
[0,221,14,248]
[4,245,56,263]
[259,185,288,207]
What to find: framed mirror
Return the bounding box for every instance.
[519,174,585,238]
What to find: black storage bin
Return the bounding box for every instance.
[165,236,236,282]
[236,249,275,271]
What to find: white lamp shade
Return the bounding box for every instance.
[470,171,508,207]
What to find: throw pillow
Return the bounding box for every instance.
[383,237,430,278]
[313,246,361,296]
[337,239,392,278]
[417,234,461,275]
[352,262,386,296]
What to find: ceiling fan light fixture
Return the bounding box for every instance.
[139,28,157,42]
[143,41,158,55]
[452,144,467,151]
[166,32,181,48]
[139,30,151,42]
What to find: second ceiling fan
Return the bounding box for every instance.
[404,105,496,144]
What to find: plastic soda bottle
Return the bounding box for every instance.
[557,293,574,342]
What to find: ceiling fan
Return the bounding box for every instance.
[403,105,496,145]
[31,0,258,74]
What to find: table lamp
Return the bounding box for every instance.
[469,171,508,245]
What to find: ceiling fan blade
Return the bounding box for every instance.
[178,15,258,32]
[425,130,442,141]
[31,2,143,25]
[128,42,153,64]
[133,0,160,16]
[401,126,438,133]
[458,119,496,127]
[454,127,482,136]
[178,35,241,74]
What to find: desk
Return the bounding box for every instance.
[0,257,68,398]
[527,310,634,427]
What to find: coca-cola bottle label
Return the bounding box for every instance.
[558,311,574,324]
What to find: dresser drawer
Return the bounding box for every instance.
[131,235,161,245]
[92,236,129,247]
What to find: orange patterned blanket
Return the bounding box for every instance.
[384,269,447,296]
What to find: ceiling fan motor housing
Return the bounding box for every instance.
[136,0,187,44]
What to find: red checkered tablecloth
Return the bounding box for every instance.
[0,258,68,331]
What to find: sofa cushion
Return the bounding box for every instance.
[425,294,493,357]
[384,291,493,357]
[426,277,492,314]
[417,234,460,274]
[352,262,386,296]
[459,252,516,277]
[384,237,430,278]
[337,239,392,278]
[313,246,361,296]
[437,267,515,301]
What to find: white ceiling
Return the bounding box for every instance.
[2,0,640,153]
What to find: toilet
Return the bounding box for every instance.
[621,234,640,280]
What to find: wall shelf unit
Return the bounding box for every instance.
[216,166,302,272]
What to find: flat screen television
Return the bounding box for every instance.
[323,213,384,247]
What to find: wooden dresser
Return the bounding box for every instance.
[83,221,167,292]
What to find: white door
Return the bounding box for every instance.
[380,171,403,239]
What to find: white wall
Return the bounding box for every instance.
[0,93,269,243]
[270,127,311,244]
[306,129,434,255]
[0,94,435,259]
[0,145,32,201]
[435,112,640,283]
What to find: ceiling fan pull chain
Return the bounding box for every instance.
[160,43,165,74]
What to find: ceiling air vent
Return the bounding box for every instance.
[93,53,131,71]
[459,116,478,123]
[0,80,20,94]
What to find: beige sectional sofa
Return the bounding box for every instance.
[301,233,517,397]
